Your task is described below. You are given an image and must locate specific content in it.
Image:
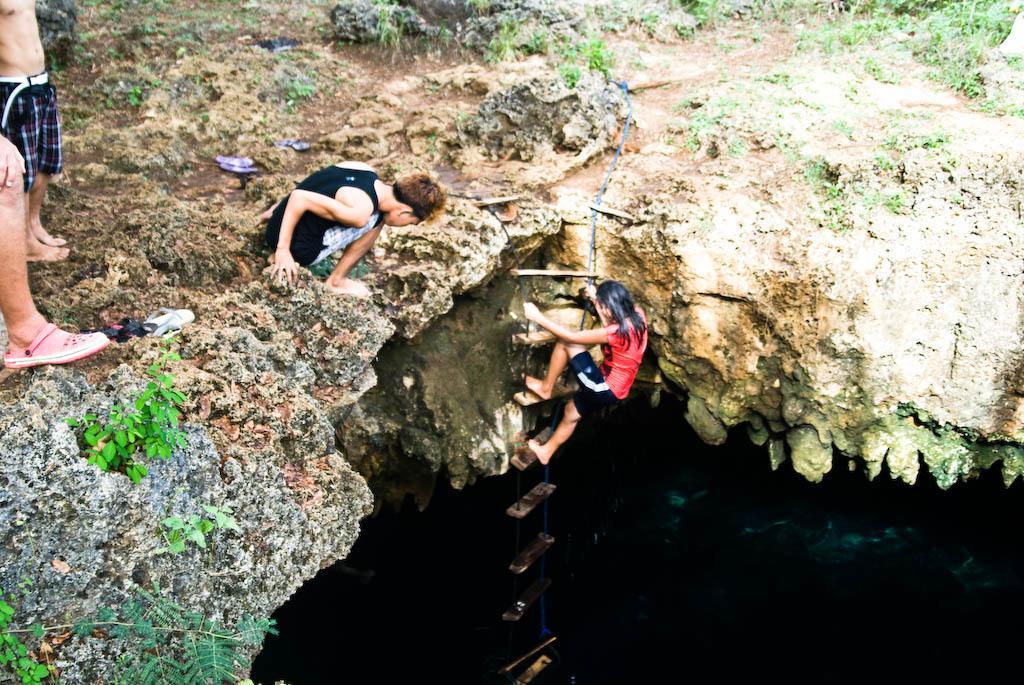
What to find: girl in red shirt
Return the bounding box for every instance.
[520,280,648,465]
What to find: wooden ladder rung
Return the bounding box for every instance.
[589,203,636,222]
[502,578,552,621]
[510,426,554,471]
[515,656,553,685]
[511,269,597,278]
[507,482,557,519]
[473,195,520,206]
[509,533,555,574]
[499,636,558,674]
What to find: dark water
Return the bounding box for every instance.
[251,394,1024,684]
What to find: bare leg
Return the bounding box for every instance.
[524,341,586,399]
[529,399,582,465]
[27,173,66,247]
[0,182,48,351]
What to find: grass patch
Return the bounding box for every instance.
[799,0,1017,99]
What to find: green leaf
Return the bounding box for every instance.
[161,517,184,530]
[32,663,49,679]
[127,467,141,485]
[64,418,79,427]
[30,624,43,638]
[83,414,98,422]
[0,601,13,616]
[101,442,115,460]
[168,539,186,554]
[185,528,206,549]
[197,519,214,534]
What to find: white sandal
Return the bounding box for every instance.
[142,308,195,337]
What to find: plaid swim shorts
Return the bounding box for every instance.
[0,79,63,192]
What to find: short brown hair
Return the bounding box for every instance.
[393,173,447,222]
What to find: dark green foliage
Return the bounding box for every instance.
[103,586,277,685]
[66,341,188,483]
[0,599,51,684]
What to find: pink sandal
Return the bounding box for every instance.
[4,323,110,370]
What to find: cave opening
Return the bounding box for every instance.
[251,393,1024,684]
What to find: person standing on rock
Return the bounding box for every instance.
[0,0,71,261]
[261,161,446,297]
[519,281,648,465]
[0,135,108,369]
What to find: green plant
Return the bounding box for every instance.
[66,342,188,484]
[560,62,582,88]
[726,137,748,157]
[883,126,949,153]
[465,0,490,13]
[157,505,240,555]
[678,0,724,26]
[883,190,907,213]
[579,37,615,78]
[524,29,549,55]
[485,19,520,63]
[874,152,897,170]
[804,157,851,232]
[375,0,405,48]
[832,119,854,138]
[863,55,900,83]
[285,78,316,111]
[126,85,144,107]
[0,600,50,684]
[65,585,276,685]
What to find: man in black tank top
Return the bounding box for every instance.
[262,163,446,296]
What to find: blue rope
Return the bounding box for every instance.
[536,80,634,641]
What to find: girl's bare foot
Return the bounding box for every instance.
[529,439,554,465]
[524,375,551,400]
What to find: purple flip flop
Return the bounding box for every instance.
[215,156,257,174]
[274,139,311,152]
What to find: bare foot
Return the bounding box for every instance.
[326,277,370,297]
[26,240,69,262]
[529,439,554,465]
[524,375,551,400]
[30,219,67,247]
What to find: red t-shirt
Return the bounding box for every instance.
[600,310,648,400]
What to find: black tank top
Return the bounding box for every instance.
[266,166,384,248]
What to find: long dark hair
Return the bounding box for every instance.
[596,280,646,347]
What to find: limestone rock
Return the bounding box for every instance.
[330,0,433,43]
[786,425,833,483]
[462,71,627,166]
[0,365,372,683]
[37,0,77,58]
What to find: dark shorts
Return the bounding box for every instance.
[264,196,323,266]
[0,81,63,192]
[569,351,619,417]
